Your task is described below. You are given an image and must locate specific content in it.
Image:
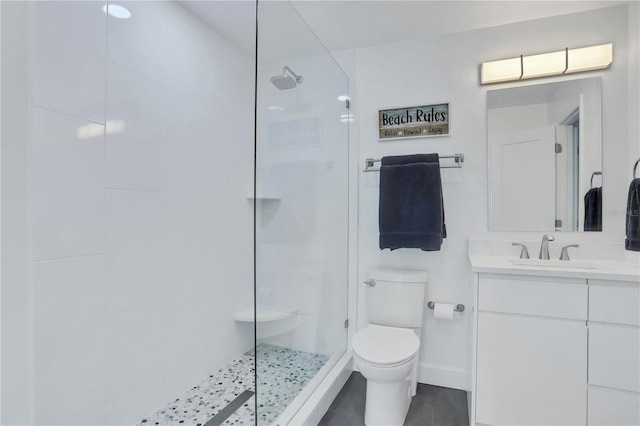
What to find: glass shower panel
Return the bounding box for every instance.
[255,1,349,424]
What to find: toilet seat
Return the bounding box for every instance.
[352,324,420,366]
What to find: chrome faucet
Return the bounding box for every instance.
[538,234,555,260]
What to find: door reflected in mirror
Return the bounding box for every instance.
[487,77,602,232]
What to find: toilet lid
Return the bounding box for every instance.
[352,325,420,366]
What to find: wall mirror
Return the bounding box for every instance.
[487,77,603,232]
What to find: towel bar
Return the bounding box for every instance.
[590,171,602,188]
[363,153,464,172]
[427,301,465,312]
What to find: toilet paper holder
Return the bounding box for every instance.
[427,301,465,312]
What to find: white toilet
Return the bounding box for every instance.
[352,268,427,426]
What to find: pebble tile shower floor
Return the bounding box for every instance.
[139,344,328,426]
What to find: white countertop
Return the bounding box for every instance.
[469,254,640,282]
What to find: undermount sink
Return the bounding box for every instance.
[509,258,600,269]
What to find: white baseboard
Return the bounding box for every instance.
[417,362,468,391]
[287,351,353,426]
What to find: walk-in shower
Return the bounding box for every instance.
[0,1,349,425]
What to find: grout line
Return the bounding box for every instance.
[104,186,160,194]
[33,253,105,263]
[33,104,106,126]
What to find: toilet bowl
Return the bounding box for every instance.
[352,324,421,426]
[353,268,427,426]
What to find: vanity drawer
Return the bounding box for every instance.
[589,322,640,392]
[478,274,587,320]
[589,280,640,326]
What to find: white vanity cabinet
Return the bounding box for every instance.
[472,272,640,426]
[587,280,640,426]
[475,274,588,426]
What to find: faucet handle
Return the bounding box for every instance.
[512,243,530,259]
[559,244,579,261]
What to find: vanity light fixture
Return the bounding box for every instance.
[480,43,613,85]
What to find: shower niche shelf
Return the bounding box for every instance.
[246,191,281,202]
[235,307,299,341]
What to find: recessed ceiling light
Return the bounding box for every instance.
[103,3,131,19]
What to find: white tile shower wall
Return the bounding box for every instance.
[33,256,109,424]
[1,2,32,423]
[30,1,255,424]
[356,5,635,391]
[31,107,106,260]
[33,1,107,124]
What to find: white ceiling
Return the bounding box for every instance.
[182,0,629,59]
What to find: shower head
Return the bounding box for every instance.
[270,66,303,90]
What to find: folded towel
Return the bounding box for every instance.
[378,154,447,238]
[626,178,640,251]
[584,187,602,231]
[379,154,446,251]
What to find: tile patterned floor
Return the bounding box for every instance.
[139,344,328,426]
[319,372,469,426]
[254,345,329,425]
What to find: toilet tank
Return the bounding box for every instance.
[366,268,427,328]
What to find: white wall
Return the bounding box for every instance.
[22,1,255,424]
[1,1,33,423]
[355,4,636,390]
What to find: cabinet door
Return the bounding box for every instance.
[589,322,640,392]
[476,312,587,425]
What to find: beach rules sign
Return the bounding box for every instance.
[378,103,449,140]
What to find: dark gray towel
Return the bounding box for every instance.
[584,187,602,231]
[626,178,640,251]
[379,154,446,251]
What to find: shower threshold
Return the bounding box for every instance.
[138,344,328,426]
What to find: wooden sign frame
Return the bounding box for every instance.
[378,103,449,140]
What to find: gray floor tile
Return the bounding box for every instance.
[320,373,469,426]
[327,373,366,417]
[404,385,436,426]
[319,410,365,426]
[432,386,469,426]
